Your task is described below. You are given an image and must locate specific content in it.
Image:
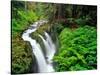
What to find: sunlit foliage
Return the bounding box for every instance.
[53,26,97,71]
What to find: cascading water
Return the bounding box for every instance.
[39,32,56,63]
[22,20,56,73]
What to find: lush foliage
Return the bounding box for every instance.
[12,40,33,74]
[12,2,39,74]
[11,1,53,74]
[11,1,97,74]
[12,10,38,37]
[53,26,97,71]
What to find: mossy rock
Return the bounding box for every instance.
[30,23,51,39]
[12,38,34,74]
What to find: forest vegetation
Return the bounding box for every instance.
[11,1,97,74]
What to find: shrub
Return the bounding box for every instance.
[53,25,97,71]
[12,10,38,37]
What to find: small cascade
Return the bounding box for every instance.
[39,32,56,63]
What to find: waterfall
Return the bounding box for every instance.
[22,20,56,73]
[39,32,56,63]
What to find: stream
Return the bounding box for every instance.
[22,20,56,73]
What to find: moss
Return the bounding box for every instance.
[12,37,34,74]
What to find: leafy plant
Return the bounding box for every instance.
[53,25,97,71]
